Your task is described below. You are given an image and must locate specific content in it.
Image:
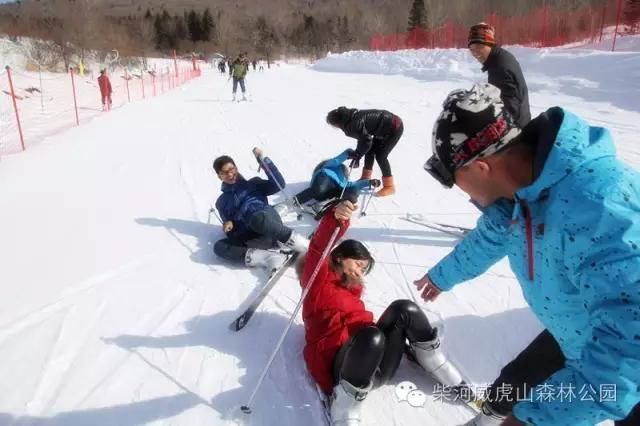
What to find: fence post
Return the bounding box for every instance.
[69,67,80,126]
[140,72,145,99]
[125,69,131,102]
[599,5,606,43]
[449,23,454,48]
[612,0,623,51]
[173,49,179,79]
[542,5,549,47]
[5,66,26,151]
[38,64,44,112]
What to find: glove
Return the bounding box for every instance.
[344,148,356,158]
[346,150,361,169]
[369,179,381,188]
[252,147,264,163]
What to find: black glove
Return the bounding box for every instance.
[252,147,265,164]
[369,179,381,188]
[346,149,361,169]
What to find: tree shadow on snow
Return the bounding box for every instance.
[0,393,199,426]
[104,310,324,426]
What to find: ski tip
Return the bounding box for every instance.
[229,317,245,332]
[240,405,252,414]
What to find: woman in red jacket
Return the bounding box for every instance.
[300,199,466,426]
[97,69,113,111]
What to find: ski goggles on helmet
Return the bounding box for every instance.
[424,155,455,188]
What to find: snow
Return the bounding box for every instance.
[1,42,639,426]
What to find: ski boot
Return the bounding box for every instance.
[330,379,370,426]
[245,248,287,274]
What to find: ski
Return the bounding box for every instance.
[314,384,332,425]
[229,251,300,331]
[403,213,472,238]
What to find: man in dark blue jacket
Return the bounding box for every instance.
[213,148,308,274]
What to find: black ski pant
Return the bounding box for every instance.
[486,329,640,425]
[213,207,292,263]
[363,121,403,177]
[294,174,360,205]
[332,299,436,389]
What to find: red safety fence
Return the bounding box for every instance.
[0,58,203,156]
[370,0,639,51]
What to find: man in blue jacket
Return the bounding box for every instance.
[213,148,309,274]
[420,83,640,426]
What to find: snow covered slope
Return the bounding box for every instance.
[1,44,638,425]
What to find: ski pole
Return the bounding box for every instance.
[360,189,375,217]
[337,161,356,201]
[241,226,341,415]
[258,156,304,220]
[208,206,223,225]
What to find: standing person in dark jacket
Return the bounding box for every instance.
[326,107,403,197]
[300,199,466,425]
[468,23,531,128]
[213,148,309,274]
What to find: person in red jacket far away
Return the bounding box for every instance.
[299,198,468,425]
[97,69,113,111]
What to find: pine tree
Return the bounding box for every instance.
[625,0,640,31]
[254,16,278,62]
[201,8,215,42]
[154,10,177,50]
[187,10,202,42]
[174,15,187,41]
[338,15,352,49]
[407,0,427,31]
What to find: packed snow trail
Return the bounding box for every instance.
[1,45,639,425]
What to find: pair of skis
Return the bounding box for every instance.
[403,213,472,238]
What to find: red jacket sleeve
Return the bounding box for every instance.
[301,208,349,288]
